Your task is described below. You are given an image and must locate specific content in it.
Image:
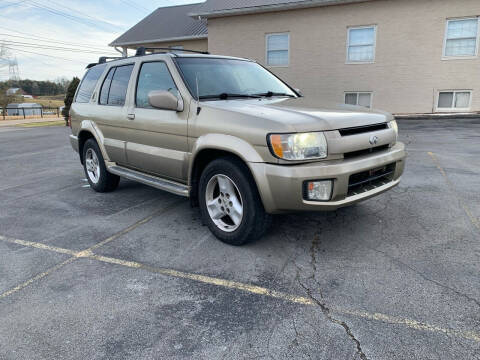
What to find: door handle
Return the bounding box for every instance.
[127,114,135,120]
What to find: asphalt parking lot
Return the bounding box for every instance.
[0,119,479,359]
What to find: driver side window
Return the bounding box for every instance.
[136,62,178,108]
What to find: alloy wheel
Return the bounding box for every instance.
[205,174,244,232]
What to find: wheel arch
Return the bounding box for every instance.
[189,135,264,207]
[77,120,109,164]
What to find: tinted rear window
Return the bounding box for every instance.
[99,67,115,105]
[107,65,134,106]
[75,64,106,103]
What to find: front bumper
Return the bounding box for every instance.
[70,134,79,153]
[250,142,406,213]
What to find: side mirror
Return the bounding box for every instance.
[148,90,184,111]
[294,88,303,97]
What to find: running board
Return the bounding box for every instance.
[107,165,189,197]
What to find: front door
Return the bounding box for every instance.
[125,61,189,182]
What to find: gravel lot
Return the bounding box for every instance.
[0,119,479,360]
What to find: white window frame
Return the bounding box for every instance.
[435,90,472,112]
[265,32,290,67]
[344,91,373,108]
[442,17,480,60]
[346,25,377,64]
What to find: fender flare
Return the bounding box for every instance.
[77,120,110,162]
[188,134,277,211]
[189,133,264,178]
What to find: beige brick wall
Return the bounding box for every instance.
[126,38,208,53]
[207,0,480,114]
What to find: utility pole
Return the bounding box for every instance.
[0,44,20,81]
[8,57,20,81]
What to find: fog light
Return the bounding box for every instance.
[305,180,333,201]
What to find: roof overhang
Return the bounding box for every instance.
[190,0,375,18]
[109,34,208,47]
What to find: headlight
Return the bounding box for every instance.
[268,132,327,160]
[389,120,398,141]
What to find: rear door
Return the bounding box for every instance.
[124,60,189,182]
[93,63,135,165]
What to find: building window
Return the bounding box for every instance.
[266,33,289,66]
[345,92,372,108]
[444,18,479,57]
[347,26,376,63]
[437,90,471,110]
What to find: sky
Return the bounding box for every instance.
[0,0,200,81]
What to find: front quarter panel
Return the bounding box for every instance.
[189,133,265,176]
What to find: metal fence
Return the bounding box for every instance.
[1,107,62,120]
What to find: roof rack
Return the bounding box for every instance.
[98,56,123,64]
[85,56,124,69]
[135,46,209,56]
[84,47,210,69]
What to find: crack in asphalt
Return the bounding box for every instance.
[367,177,480,310]
[294,232,369,360]
[369,246,480,309]
[296,272,368,360]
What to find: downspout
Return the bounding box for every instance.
[114,46,128,57]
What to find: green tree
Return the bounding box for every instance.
[62,77,80,126]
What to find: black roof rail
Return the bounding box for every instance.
[85,56,123,69]
[135,46,209,56]
[98,56,123,64]
[85,47,210,70]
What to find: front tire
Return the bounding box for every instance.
[199,157,271,245]
[82,138,120,192]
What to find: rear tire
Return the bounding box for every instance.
[82,138,120,192]
[198,157,272,245]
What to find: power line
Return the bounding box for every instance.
[1,45,82,62]
[23,0,121,32]
[118,0,150,13]
[0,33,116,52]
[0,25,116,52]
[39,0,124,30]
[1,40,119,55]
[0,0,28,10]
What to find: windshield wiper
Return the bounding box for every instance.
[253,91,296,98]
[199,93,261,100]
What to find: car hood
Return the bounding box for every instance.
[201,97,393,132]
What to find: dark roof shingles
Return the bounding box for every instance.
[110,2,207,46]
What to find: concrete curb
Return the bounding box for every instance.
[395,113,480,120]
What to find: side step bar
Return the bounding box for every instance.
[107,165,189,197]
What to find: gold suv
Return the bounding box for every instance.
[69,50,406,245]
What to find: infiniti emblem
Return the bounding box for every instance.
[369,135,379,145]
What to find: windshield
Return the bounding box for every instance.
[175,57,297,100]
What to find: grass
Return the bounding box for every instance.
[16,120,66,128]
[23,96,65,108]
